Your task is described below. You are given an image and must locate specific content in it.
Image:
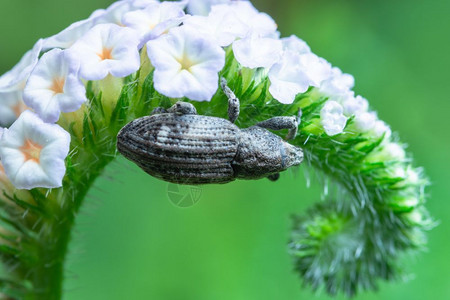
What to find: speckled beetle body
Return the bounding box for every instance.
[117,80,303,185]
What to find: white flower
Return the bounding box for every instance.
[67,24,141,80]
[183,7,247,47]
[187,0,230,16]
[123,1,186,47]
[341,94,369,116]
[43,0,163,50]
[405,167,420,185]
[0,92,28,128]
[146,26,225,101]
[354,111,377,132]
[371,120,392,139]
[0,39,43,92]
[130,0,162,9]
[23,49,87,123]
[232,35,282,69]
[0,111,70,189]
[282,35,311,54]
[0,39,43,127]
[43,9,105,50]
[320,100,348,136]
[269,51,331,104]
[0,129,10,192]
[227,1,277,37]
[383,143,406,160]
[320,67,354,97]
[94,0,137,26]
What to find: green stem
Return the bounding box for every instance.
[32,157,114,299]
[0,52,431,299]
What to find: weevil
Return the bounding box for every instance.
[117,78,303,185]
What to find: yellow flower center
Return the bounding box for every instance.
[98,47,113,60]
[50,78,66,94]
[177,54,195,71]
[20,139,43,163]
[11,101,26,117]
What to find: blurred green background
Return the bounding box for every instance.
[1,0,449,299]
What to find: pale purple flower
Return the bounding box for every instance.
[146,26,225,101]
[0,111,70,189]
[23,49,87,123]
[67,24,141,80]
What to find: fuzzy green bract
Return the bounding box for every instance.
[0,48,432,299]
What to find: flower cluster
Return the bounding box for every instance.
[0,0,393,189]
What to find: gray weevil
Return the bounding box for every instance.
[116,79,303,185]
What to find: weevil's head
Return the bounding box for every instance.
[281,141,303,169]
[233,127,304,180]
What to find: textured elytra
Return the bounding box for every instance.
[117,113,240,184]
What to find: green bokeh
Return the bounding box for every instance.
[1,0,449,299]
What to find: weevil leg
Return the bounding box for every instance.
[150,107,168,115]
[267,173,280,182]
[256,115,299,140]
[167,101,197,115]
[220,77,240,123]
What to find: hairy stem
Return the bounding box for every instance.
[0,50,431,299]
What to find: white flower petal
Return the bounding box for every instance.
[183,8,247,47]
[187,0,230,16]
[320,100,348,136]
[320,67,355,97]
[269,51,331,104]
[342,94,369,116]
[23,49,87,123]
[94,1,135,26]
[282,35,311,54]
[354,111,377,132]
[227,1,277,37]
[0,40,43,127]
[0,91,28,127]
[67,24,141,80]
[383,143,406,160]
[269,52,308,104]
[0,111,70,189]
[43,9,105,50]
[371,120,392,139]
[147,26,225,101]
[123,2,186,47]
[232,36,282,69]
[0,39,43,91]
[130,0,161,9]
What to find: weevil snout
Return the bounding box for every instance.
[282,141,304,169]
